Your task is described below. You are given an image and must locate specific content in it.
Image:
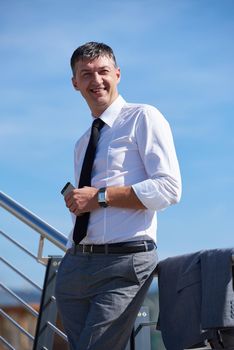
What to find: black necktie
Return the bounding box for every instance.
[73,118,105,244]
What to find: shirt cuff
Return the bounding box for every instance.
[132,179,172,211]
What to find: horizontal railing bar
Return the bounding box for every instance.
[0,284,39,318]
[0,336,15,350]
[134,321,158,337]
[0,191,67,251]
[0,229,40,261]
[47,321,68,342]
[0,308,34,341]
[0,257,42,291]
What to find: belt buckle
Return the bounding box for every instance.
[143,241,148,252]
[82,244,93,253]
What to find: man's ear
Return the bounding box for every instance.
[116,67,121,84]
[72,77,79,91]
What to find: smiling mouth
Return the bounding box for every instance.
[90,87,106,94]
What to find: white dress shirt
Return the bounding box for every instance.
[67,95,181,246]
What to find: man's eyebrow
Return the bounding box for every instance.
[99,66,111,70]
[79,68,92,73]
[80,66,111,73]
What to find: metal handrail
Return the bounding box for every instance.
[0,191,68,251]
[0,283,39,317]
[1,256,42,291]
[0,336,15,350]
[0,190,69,349]
[0,309,34,341]
[47,321,68,342]
[0,229,41,261]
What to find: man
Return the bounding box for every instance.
[55,41,181,350]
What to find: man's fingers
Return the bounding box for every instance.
[65,190,78,208]
[65,189,76,202]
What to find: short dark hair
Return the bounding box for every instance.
[70,41,118,75]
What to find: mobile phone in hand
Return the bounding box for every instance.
[61,182,75,197]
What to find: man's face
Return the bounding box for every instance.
[72,55,121,117]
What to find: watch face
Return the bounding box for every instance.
[98,188,108,207]
[99,192,105,202]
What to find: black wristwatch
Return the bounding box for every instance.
[98,187,109,208]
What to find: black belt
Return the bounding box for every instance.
[70,240,156,254]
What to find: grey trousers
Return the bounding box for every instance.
[55,246,158,350]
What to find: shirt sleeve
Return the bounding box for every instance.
[132,105,182,211]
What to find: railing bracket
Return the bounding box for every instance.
[37,236,48,265]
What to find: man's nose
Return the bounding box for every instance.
[93,72,102,84]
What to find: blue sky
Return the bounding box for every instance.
[0,0,234,288]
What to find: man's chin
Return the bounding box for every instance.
[91,96,109,106]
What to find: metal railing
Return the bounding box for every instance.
[0,191,68,350]
[0,191,67,254]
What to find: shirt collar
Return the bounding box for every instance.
[92,95,126,128]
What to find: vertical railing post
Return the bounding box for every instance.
[125,306,151,350]
[33,256,61,350]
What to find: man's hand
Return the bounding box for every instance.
[65,187,99,216]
